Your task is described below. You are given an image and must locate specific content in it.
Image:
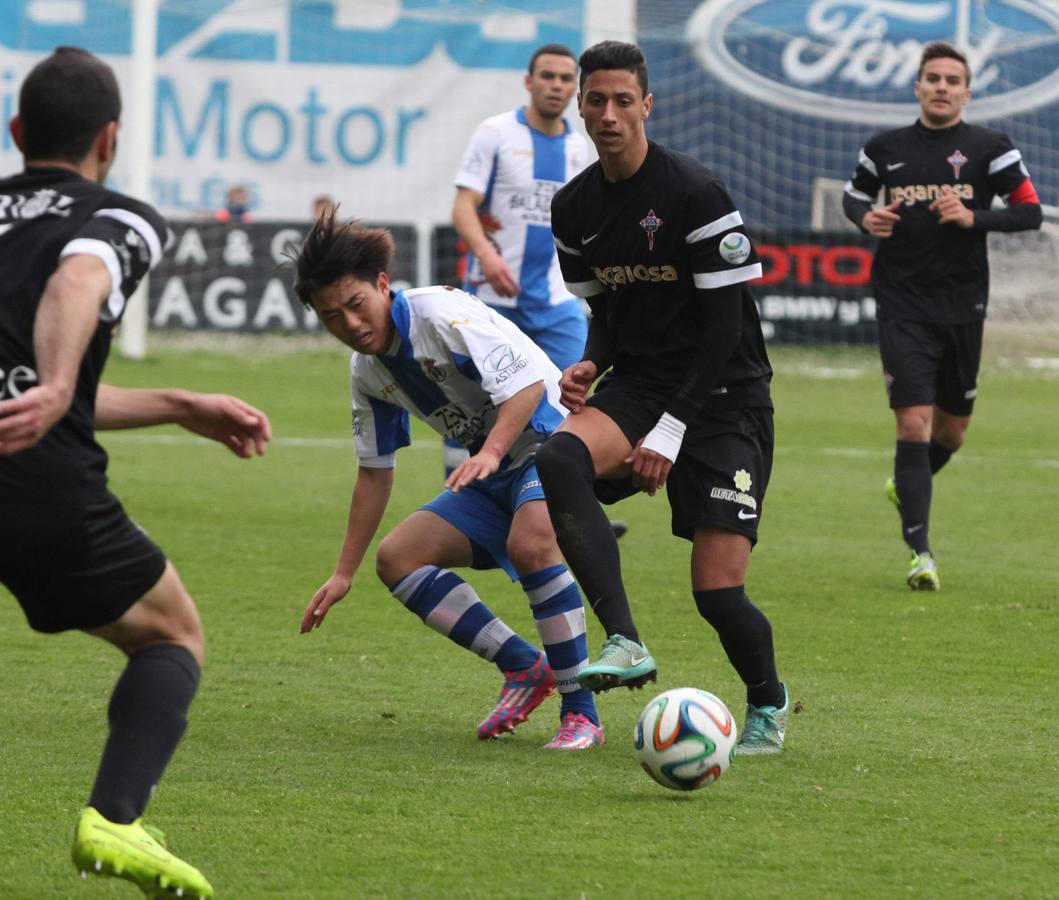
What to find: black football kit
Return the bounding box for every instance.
[0,167,168,631]
[844,119,1041,324]
[551,142,773,542]
[843,119,1041,413]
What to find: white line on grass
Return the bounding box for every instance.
[101,432,1059,469]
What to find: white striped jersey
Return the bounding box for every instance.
[0,167,166,500]
[844,120,1040,322]
[349,285,565,469]
[550,141,772,410]
[454,108,589,324]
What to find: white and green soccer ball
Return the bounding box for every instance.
[633,687,737,791]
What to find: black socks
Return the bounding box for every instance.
[535,432,640,643]
[928,440,955,475]
[694,586,783,709]
[894,440,932,555]
[89,644,201,824]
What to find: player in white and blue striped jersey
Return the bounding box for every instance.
[445,44,593,479]
[291,212,602,750]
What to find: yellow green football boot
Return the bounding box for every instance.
[72,807,213,898]
[907,551,940,591]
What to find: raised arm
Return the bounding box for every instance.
[96,384,271,458]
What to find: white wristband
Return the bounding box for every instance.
[641,412,686,463]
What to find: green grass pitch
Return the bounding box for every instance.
[1,343,1056,898]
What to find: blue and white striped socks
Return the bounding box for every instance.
[521,565,598,724]
[391,566,540,672]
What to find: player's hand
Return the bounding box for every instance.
[625,438,673,497]
[930,193,974,228]
[446,447,501,493]
[301,573,352,633]
[862,200,903,238]
[178,392,272,458]
[0,384,71,455]
[479,247,520,298]
[559,361,598,412]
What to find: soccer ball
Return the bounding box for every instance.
[633,687,737,791]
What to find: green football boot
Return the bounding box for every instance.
[72,807,214,899]
[907,551,940,591]
[736,683,789,756]
[885,476,900,512]
[577,634,657,693]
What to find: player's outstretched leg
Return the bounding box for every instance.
[477,650,556,739]
[577,634,657,693]
[519,564,604,749]
[389,565,553,738]
[736,682,790,756]
[72,807,213,899]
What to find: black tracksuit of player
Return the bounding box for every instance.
[0,167,168,631]
[843,119,1042,324]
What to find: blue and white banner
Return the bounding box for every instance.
[0,1,633,222]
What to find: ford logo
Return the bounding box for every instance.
[686,0,1059,124]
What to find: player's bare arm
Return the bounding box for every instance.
[96,385,272,458]
[446,379,545,492]
[301,465,394,633]
[452,186,519,297]
[0,253,110,455]
[862,200,904,237]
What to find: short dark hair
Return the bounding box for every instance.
[287,207,395,308]
[528,43,576,75]
[918,41,971,87]
[18,46,122,163]
[578,40,648,96]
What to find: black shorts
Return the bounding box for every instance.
[0,492,167,633]
[588,375,774,545]
[878,318,983,416]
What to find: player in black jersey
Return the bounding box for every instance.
[535,41,788,755]
[0,48,271,897]
[843,41,1042,591]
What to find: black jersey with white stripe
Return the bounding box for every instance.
[844,120,1039,323]
[551,142,771,411]
[0,167,166,500]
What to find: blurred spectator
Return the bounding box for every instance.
[312,194,335,221]
[216,184,252,222]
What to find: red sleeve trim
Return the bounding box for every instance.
[1008,178,1040,205]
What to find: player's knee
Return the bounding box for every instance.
[119,594,205,664]
[375,532,422,588]
[506,528,559,574]
[895,407,931,441]
[374,536,403,587]
[535,432,594,492]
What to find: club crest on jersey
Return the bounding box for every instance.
[421,358,447,383]
[947,150,968,179]
[639,209,663,251]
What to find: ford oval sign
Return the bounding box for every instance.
[686,0,1059,124]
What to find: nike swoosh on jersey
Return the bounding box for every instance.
[886,162,906,171]
[581,232,600,245]
[737,509,758,520]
